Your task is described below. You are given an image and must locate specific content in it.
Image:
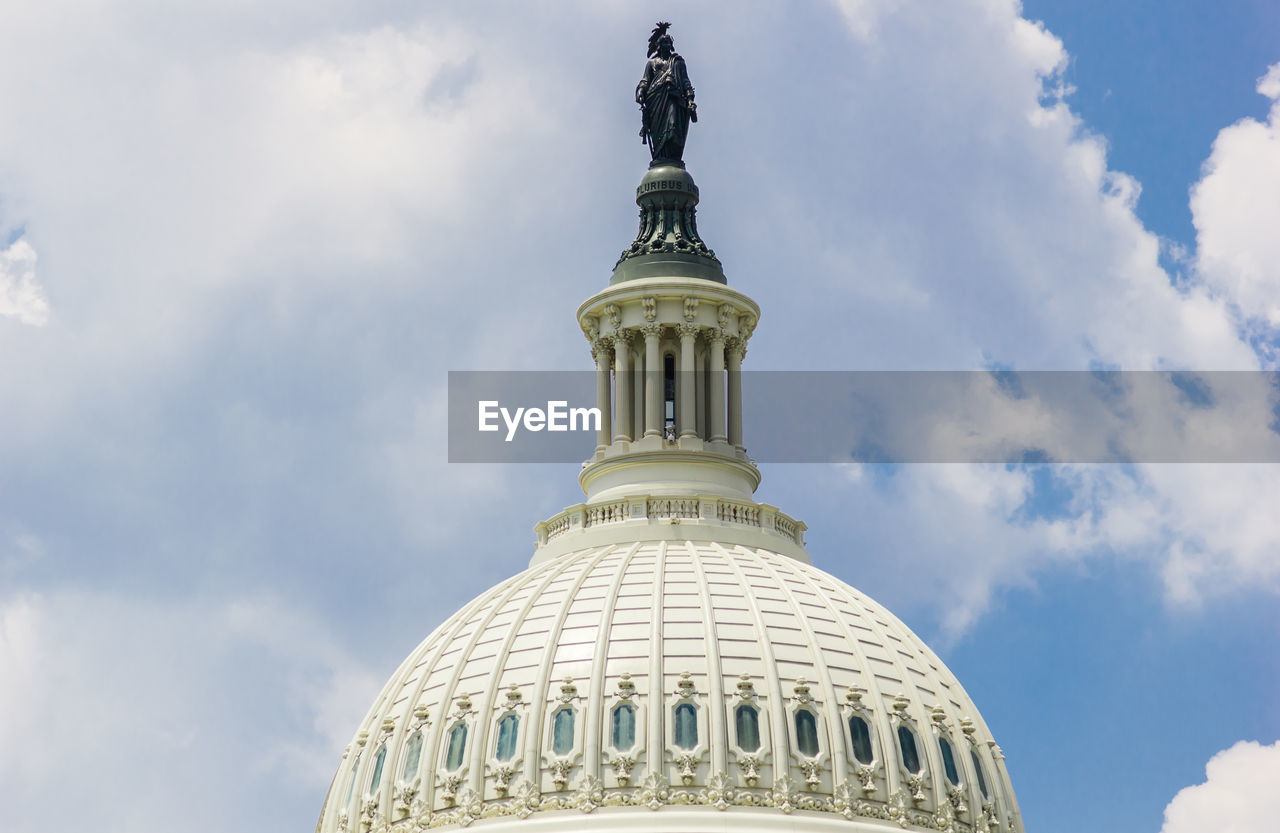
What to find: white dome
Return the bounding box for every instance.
[316,540,1022,833]
[319,61,1024,833]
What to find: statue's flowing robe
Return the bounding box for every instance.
[637,53,694,162]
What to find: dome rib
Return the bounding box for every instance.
[773,562,900,793]
[644,542,666,776]
[685,541,728,775]
[709,543,792,787]
[341,569,520,824]
[751,548,849,789]
[521,544,621,791]
[429,553,575,807]
[582,542,644,779]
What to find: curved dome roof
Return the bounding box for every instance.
[316,541,1022,833]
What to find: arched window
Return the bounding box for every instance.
[552,708,575,755]
[971,749,990,799]
[939,736,960,785]
[663,353,677,435]
[848,715,874,765]
[612,703,636,751]
[495,714,519,761]
[794,709,820,756]
[401,731,423,781]
[897,725,921,774]
[344,757,360,807]
[735,704,761,753]
[673,703,698,750]
[368,745,387,795]
[445,723,468,770]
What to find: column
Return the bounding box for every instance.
[727,339,744,448]
[642,324,662,438]
[632,341,644,441]
[613,332,632,443]
[708,331,727,443]
[594,338,612,451]
[677,324,699,439]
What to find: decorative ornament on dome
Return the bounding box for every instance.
[557,678,579,703]
[451,694,473,720]
[615,672,637,699]
[792,678,813,705]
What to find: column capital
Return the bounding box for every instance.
[612,329,636,350]
[591,336,615,363]
[639,322,663,340]
[726,337,746,360]
[676,322,701,341]
[708,328,727,346]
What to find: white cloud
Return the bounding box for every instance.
[1192,61,1280,334]
[1160,740,1280,833]
[0,589,380,833]
[0,237,48,326]
[0,0,1277,827]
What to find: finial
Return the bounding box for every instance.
[636,22,698,164]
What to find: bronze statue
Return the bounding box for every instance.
[636,22,697,164]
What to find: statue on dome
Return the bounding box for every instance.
[636,22,698,164]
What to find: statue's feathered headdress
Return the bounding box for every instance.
[647,21,672,57]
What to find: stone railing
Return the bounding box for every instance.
[534,495,806,549]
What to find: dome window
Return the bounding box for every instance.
[848,715,874,765]
[939,736,960,786]
[794,709,820,757]
[368,744,387,796]
[971,749,990,799]
[612,703,636,751]
[552,708,575,756]
[673,702,698,750]
[401,731,423,781]
[445,723,468,770]
[735,704,761,753]
[495,714,519,762]
[897,725,921,774]
[344,757,360,807]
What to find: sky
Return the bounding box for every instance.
[1,2,1278,832]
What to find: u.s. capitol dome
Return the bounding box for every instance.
[316,25,1024,833]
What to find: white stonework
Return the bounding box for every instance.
[316,151,1025,833]
[316,539,1023,832]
